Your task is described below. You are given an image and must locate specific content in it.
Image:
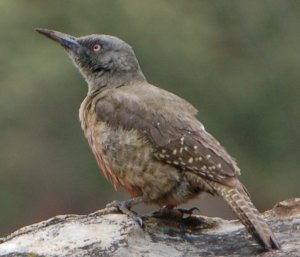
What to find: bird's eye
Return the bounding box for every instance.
[93,44,101,52]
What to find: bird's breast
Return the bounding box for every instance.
[79,95,154,193]
[79,95,122,189]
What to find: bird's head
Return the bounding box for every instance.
[35,28,145,91]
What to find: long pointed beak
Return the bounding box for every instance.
[35,28,80,50]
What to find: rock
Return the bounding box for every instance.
[0,198,300,257]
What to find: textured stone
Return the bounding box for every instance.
[0,198,299,257]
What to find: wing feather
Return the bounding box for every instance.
[95,83,240,184]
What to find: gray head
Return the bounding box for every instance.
[35,28,146,91]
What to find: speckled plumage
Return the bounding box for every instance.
[37,28,280,251]
[79,83,202,205]
[79,81,279,249]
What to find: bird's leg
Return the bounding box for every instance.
[105,197,144,227]
[152,205,199,219]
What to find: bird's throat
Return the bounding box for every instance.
[86,69,146,94]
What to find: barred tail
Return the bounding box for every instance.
[211,182,280,250]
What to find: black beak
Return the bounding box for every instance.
[35,28,80,50]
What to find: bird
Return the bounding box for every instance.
[35,28,280,251]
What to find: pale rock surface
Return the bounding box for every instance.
[0,198,299,257]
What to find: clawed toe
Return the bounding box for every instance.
[177,207,199,215]
[105,197,144,227]
[105,200,124,210]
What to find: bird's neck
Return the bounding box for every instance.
[86,69,146,94]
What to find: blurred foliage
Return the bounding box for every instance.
[0,0,300,236]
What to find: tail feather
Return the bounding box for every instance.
[210,182,280,250]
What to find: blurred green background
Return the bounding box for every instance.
[0,0,299,237]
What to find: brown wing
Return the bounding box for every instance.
[95,83,240,184]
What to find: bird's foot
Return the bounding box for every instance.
[152,205,199,219]
[105,197,144,227]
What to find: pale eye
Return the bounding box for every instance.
[93,44,101,52]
